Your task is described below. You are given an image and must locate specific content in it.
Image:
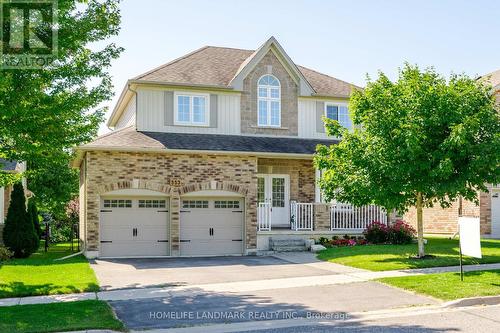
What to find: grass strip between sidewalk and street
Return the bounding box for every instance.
[317,237,500,271]
[0,300,124,333]
[377,269,500,300]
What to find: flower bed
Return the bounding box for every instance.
[316,220,416,248]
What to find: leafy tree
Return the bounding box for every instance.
[28,152,79,218]
[28,198,42,238]
[0,0,123,190]
[315,64,500,257]
[2,183,39,258]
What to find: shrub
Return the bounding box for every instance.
[388,220,416,244]
[45,198,80,243]
[330,238,368,247]
[0,245,13,262]
[28,199,43,238]
[2,183,39,258]
[318,236,330,246]
[363,221,389,244]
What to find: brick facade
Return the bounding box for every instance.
[241,50,299,136]
[80,152,319,256]
[82,151,261,255]
[403,189,492,235]
[257,158,316,203]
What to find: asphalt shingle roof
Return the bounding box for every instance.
[82,127,338,155]
[133,46,358,98]
[480,69,500,89]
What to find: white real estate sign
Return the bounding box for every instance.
[458,216,482,258]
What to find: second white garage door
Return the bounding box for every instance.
[180,198,244,256]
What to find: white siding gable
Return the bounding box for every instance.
[136,87,241,134]
[115,94,136,129]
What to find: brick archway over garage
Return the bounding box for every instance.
[97,180,173,195]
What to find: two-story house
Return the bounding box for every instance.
[74,37,388,258]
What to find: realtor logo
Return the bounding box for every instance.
[0,0,58,69]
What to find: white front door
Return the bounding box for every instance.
[258,174,290,226]
[491,190,500,238]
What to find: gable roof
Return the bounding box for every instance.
[133,38,359,98]
[79,126,337,156]
[228,37,315,96]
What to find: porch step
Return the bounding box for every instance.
[269,238,307,252]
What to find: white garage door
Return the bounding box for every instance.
[100,198,170,257]
[180,198,244,256]
[492,190,500,238]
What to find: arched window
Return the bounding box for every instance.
[257,74,281,127]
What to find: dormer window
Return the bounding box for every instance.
[174,92,209,126]
[325,103,352,130]
[257,74,281,127]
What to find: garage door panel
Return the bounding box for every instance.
[180,227,210,240]
[100,198,170,257]
[101,240,168,257]
[180,198,244,256]
[101,226,134,241]
[213,227,242,240]
[138,227,169,241]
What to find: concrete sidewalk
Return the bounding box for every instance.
[1,261,499,307]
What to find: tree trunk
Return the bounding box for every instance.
[416,192,425,257]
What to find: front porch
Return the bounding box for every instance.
[257,201,388,251]
[258,201,388,232]
[255,157,388,251]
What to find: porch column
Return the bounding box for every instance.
[314,203,331,231]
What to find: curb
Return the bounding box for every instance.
[443,295,500,308]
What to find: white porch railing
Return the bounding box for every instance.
[330,202,387,230]
[290,200,314,231]
[258,202,271,231]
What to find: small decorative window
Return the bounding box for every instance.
[182,200,209,208]
[174,93,209,126]
[325,103,352,130]
[103,199,132,208]
[257,74,281,127]
[138,200,167,208]
[214,200,240,209]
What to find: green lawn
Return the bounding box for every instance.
[0,243,99,298]
[378,269,500,301]
[317,237,500,271]
[0,300,124,333]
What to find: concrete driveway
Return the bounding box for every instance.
[92,254,438,331]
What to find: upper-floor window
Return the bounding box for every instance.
[174,92,209,126]
[258,74,281,127]
[325,103,352,130]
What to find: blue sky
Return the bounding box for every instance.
[98,0,499,133]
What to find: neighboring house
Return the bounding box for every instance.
[75,37,389,259]
[404,69,500,238]
[0,159,27,244]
